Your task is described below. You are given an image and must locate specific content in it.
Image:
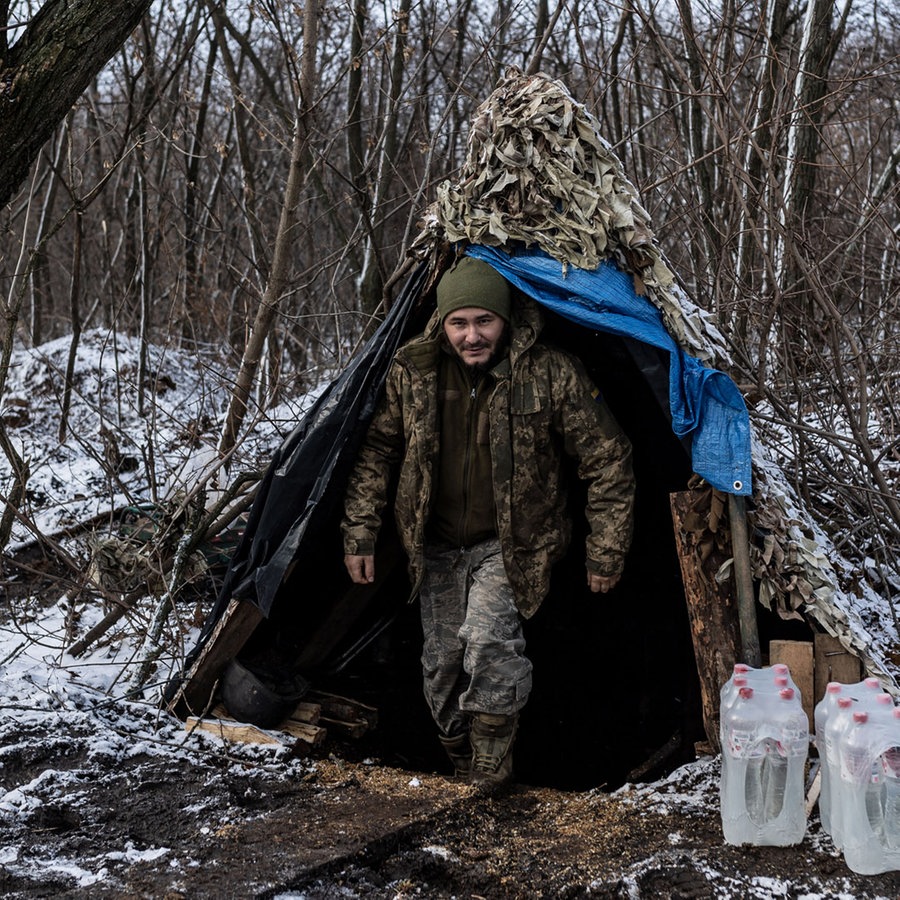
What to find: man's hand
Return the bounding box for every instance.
[345,554,376,585]
[587,570,621,594]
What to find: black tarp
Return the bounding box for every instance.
[170,264,430,687]
[169,259,696,709]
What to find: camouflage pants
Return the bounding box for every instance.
[419,538,532,738]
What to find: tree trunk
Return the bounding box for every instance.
[783,0,836,223]
[358,0,412,315]
[670,487,743,751]
[0,0,153,206]
[218,0,320,459]
[58,207,83,443]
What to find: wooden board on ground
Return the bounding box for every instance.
[190,705,328,748]
[186,716,283,746]
[814,633,862,701]
[769,639,814,730]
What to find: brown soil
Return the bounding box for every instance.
[3,717,900,900]
[3,550,899,899]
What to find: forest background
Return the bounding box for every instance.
[0,0,898,674]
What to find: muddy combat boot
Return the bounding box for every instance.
[439,732,472,778]
[469,713,518,793]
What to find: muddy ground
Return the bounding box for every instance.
[2,548,900,899]
[3,708,900,900]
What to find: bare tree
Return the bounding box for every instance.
[217,0,321,459]
[1,0,898,622]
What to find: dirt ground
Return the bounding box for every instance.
[3,709,900,900]
[3,551,900,899]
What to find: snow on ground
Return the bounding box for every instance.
[0,589,315,893]
[1,328,327,545]
[1,329,329,890]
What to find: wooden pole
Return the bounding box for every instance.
[728,494,761,667]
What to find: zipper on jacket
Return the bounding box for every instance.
[454,375,479,546]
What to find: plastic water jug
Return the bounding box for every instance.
[821,694,855,843]
[814,682,843,836]
[814,677,894,850]
[720,679,808,846]
[839,706,900,873]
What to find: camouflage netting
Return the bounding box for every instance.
[411,67,726,364]
[410,68,899,689]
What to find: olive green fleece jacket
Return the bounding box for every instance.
[341,295,635,618]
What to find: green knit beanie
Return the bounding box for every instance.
[436,257,511,322]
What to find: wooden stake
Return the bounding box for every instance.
[728,495,761,667]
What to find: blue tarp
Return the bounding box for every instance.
[466,244,752,496]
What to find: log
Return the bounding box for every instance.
[670,488,743,751]
[206,704,327,747]
[280,720,327,746]
[186,716,282,746]
[287,702,322,726]
[306,690,379,728]
[320,716,369,740]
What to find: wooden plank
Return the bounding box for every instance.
[814,632,862,702]
[319,716,369,740]
[166,597,264,720]
[769,639,814,730]
[208,704,327,746]
[280,720,327,746]
[287,701,322,725]
[670,488,743,752]
[186,716,282,746]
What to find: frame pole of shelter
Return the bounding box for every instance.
[728,494,761,667]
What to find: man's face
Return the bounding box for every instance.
[442,307,507,371]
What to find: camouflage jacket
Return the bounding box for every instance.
[342,295,635,618]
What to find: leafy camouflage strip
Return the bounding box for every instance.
[410,67,726,364]
[748,454,899,693]
[419,539,532,737]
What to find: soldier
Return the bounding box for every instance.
[342,254,635,791]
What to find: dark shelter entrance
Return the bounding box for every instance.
[221,293,705,791]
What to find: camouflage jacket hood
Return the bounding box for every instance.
[342,294,635,618]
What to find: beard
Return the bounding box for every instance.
[465,351,503,375]
[459,324,509,375]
